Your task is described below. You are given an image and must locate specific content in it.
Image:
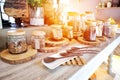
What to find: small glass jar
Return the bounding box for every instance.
[63,25,73,39]
[31,30,46,50]
[50,25,63,41]
[103,21,112,37]
[7,29,27,54]
[103,23,118,38]
[83,20,97,41]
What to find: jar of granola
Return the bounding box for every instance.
[7,29,27,54]
[31,30,46,51]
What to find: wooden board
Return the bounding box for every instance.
[97,36,107,41]
[38,46,61,53]
[77,37,100,46]
[45,38,69,47]
[0,46,37,64]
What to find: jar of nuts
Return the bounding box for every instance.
[7,29,27,54]
[31,30,46,51]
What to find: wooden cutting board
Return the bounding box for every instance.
[0,46,37,64]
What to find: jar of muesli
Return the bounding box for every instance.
[7,29,27,54]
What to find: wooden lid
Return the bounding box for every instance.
[32,30,46,36]
[68,12,79,16]
[7,29,25,35]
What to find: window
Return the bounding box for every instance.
[0,0,15,25]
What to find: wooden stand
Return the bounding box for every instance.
[46,38,69,47]
[77,37,100,46]
[0,46,37,64]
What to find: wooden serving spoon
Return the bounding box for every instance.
[43,56,68,63]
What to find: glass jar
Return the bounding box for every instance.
[85,11,95,21]
[31,30,46,50]
[30,7,44,26]
[50,25,63,41]
[103,22,112,37]
[103,22,118,38]
[63,25,73,39]
[83,20,97,41]
[7,29,27,54]
[67,12,82,38]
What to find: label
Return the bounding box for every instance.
[34,39,40,49]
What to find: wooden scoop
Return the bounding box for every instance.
[43,57,67,63]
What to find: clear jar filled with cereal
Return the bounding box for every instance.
[31,30,46,51]
[7,29,27,54]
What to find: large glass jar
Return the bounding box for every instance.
[7,29,27,54]
[83,20,97,41]
[67,12,82,38]
[31,30,46,51]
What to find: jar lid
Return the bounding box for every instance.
[86,20,97,26]
[32,30,46,36]
[50,24,62,29]
[68,12,79,16]
[85,11,94,14]
[7,29,25,35]
[63,25,73,30]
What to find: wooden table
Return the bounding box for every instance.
[0,34,120,80]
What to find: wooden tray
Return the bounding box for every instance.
[0,46,37,64]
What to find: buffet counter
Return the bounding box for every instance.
[0,29,120,80]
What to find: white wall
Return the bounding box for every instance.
[67,0,99,13]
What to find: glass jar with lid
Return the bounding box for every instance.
[50,25,63,41]
[103,21,118,38]
[31,30,46,51]
[67,12,82,38]
[63,25,73,39]
[83,20,97,41]
[7,29,27,54]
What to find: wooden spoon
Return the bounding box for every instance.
[43,56,68,63]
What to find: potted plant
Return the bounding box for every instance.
[27,0,45,26]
